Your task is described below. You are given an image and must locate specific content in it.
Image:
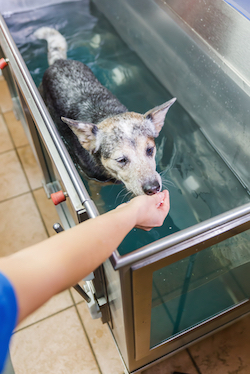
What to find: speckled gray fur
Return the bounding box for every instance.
[36,27,176,194]
[40,59,127,181]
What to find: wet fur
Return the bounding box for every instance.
[35,27,176,195]
[39,59,127,182]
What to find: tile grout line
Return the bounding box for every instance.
[0,147,50,239]
[186,348,203,374]
[66,288,102,371]
[13,292,85,333]
[0,113,15,153]
[74,303,103,374]
[30,189,51,238]
[12,137,52,238]
[13,304,75,334]
[0,110,16,150]
[1,106,51,238]
[0,190,32,205]
[0,144,15,157]
[0,186,48,205]
[0,111,33,200]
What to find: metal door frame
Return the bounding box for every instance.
[132,209,250,361]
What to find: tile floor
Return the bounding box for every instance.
[1,72,250,374]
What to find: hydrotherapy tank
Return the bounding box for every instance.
[1,0,250,372]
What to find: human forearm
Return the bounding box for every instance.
[0,190,169,323]
[0,205,136,322]
[41,202,138,287]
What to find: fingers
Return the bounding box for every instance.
[134,189,170,231]
[114,189,170,231]
[155,190,170,213]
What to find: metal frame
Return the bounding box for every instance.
[132,210,250,361]
[105,209,250,372]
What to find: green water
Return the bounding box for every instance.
[5,0,250,255]
[151,230,250,347]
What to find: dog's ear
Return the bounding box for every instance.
[144,98,176,137]
[61,117,99,152]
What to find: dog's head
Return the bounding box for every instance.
[61,98,176,196]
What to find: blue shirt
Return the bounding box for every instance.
[0,273,18,373]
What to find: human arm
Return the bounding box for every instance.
[0,190,169,324]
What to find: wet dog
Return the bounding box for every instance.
[34,27,176,196]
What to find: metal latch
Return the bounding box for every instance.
[82,278,102,320]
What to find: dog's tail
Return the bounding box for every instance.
[34,27,67,66]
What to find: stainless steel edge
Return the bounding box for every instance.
[0,14,97,215]
[133,298,250,364]
[155,0,250,92]
[111,201,250,269]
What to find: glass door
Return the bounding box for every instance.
[132,213,250,360]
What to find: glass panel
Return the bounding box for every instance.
[151,230,250,348]
[4,0,250,256]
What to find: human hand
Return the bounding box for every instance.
[126,190,170,231]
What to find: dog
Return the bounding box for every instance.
[34,27,176,196]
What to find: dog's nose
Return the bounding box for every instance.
[143,181,161,195]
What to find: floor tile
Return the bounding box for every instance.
[0,150,30,201]
[142,350,199,374]
[189,314,250,374]
[10,306,100,374]
[33,188,62,237]
[17,290,74,330]
[0,80,13,113]
[0,114,13,153]
[17,145,43,189]
[0,193,47,256]
[77,302,125,374]
[3,111,29,147]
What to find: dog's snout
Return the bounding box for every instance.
[143,180,161,195]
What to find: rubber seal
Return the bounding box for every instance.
[0,58,8,70]
[51,190,66,205]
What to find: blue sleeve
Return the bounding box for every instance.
[0,273,18,373]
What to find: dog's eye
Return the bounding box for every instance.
[116,157,128,166]
[146,147,154,157]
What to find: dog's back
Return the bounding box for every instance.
[35,27,126,124]
[35,27,176,195]
[42,59,127,125]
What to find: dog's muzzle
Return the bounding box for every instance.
[143,180,161,195]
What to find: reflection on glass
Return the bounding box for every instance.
[151,230,250,348]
